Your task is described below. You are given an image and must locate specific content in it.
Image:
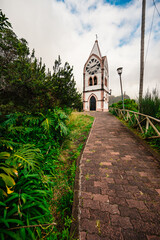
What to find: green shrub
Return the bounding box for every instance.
[110,99,138,111]
[141,88,160,119]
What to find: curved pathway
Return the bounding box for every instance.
[79,112,160,240]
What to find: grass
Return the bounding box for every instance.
[50,112,94,238]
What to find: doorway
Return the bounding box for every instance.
[90,96,96,111]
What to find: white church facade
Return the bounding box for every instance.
[83,40,110,111]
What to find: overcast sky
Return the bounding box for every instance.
[1,0,160,98]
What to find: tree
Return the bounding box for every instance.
[0,9,12,31]
[51,56,82,110]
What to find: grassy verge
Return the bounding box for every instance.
[50,112,94,239]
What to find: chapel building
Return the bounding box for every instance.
[83,40,110,111]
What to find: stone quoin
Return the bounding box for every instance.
[83,40,110,111]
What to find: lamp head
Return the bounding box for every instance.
[117,67,123,75]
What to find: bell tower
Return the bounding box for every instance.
[83,40,110,111]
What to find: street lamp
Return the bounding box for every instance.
[117,67,125,113]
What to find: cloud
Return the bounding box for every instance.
[1,0,160,98]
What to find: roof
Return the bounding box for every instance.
[89,40,102,59]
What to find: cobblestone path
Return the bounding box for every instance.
[78,112,160,240]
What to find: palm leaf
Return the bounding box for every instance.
[24,115,41,126]
[0,139,18,150]
[1,112,21,127]
[0,166,17,177]
[8,144,43,171]
[0,152,10,160]
[41,117,54,134]
[0,173,15,187]
[57,122,69,136]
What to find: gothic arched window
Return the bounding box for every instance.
[105,78,107,87]
[89,77,92,86]
[94,76,97,85]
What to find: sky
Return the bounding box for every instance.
[1,0,160,99]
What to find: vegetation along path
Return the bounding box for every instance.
[78,112,160,240]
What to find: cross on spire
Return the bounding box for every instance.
[96,34,98,41]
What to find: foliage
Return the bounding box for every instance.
[0,108,68,239]
[109,94,130,106]
[0,109,94,239]
[50,56,82,111]
[110,99,138,111]
[0,9,12,31]
[140,88,160,119]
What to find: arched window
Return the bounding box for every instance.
[105,78,107,87]
[94,76,97,85]
[89,77,92,86]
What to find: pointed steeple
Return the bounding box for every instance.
[89,40,102,59]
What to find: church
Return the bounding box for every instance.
[83,40,110,111]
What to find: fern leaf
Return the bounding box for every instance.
[0,173,15,187]
[41,117,54,133]
[9,144,43,171]
[0,139,18,150]
[0,152,10,160]
[0,166,17,177]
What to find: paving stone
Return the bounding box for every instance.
[94,181,108,188]
[89,209,110,223]
[110,214,133,229]
[99,162,112,166]
[131,220,160,235]
[116,190,134,198]
[80,219,97,233]
[126,199,148,210]
[139,210,160,224]
[110,152,120,155]
[147,236,160,240]
[122,229,148,240]
[86,234,101,240]
[119,205,141,220]
[80,208,90,219]
[101,188,116,197]
[109,196,128,206]
[83,199,100,210]
[81,191,92,199]
[101,177,115,183]
[100,202,120,214]
[108,183,124,191]
[80,232,87,240]
[92,193,109,202]
[100,224,123,239]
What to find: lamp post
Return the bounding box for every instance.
[117,67,125,113]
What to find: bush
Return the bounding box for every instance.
[110,99,138,111]
[141,88,160,119]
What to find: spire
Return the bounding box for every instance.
[89,40,102,59]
